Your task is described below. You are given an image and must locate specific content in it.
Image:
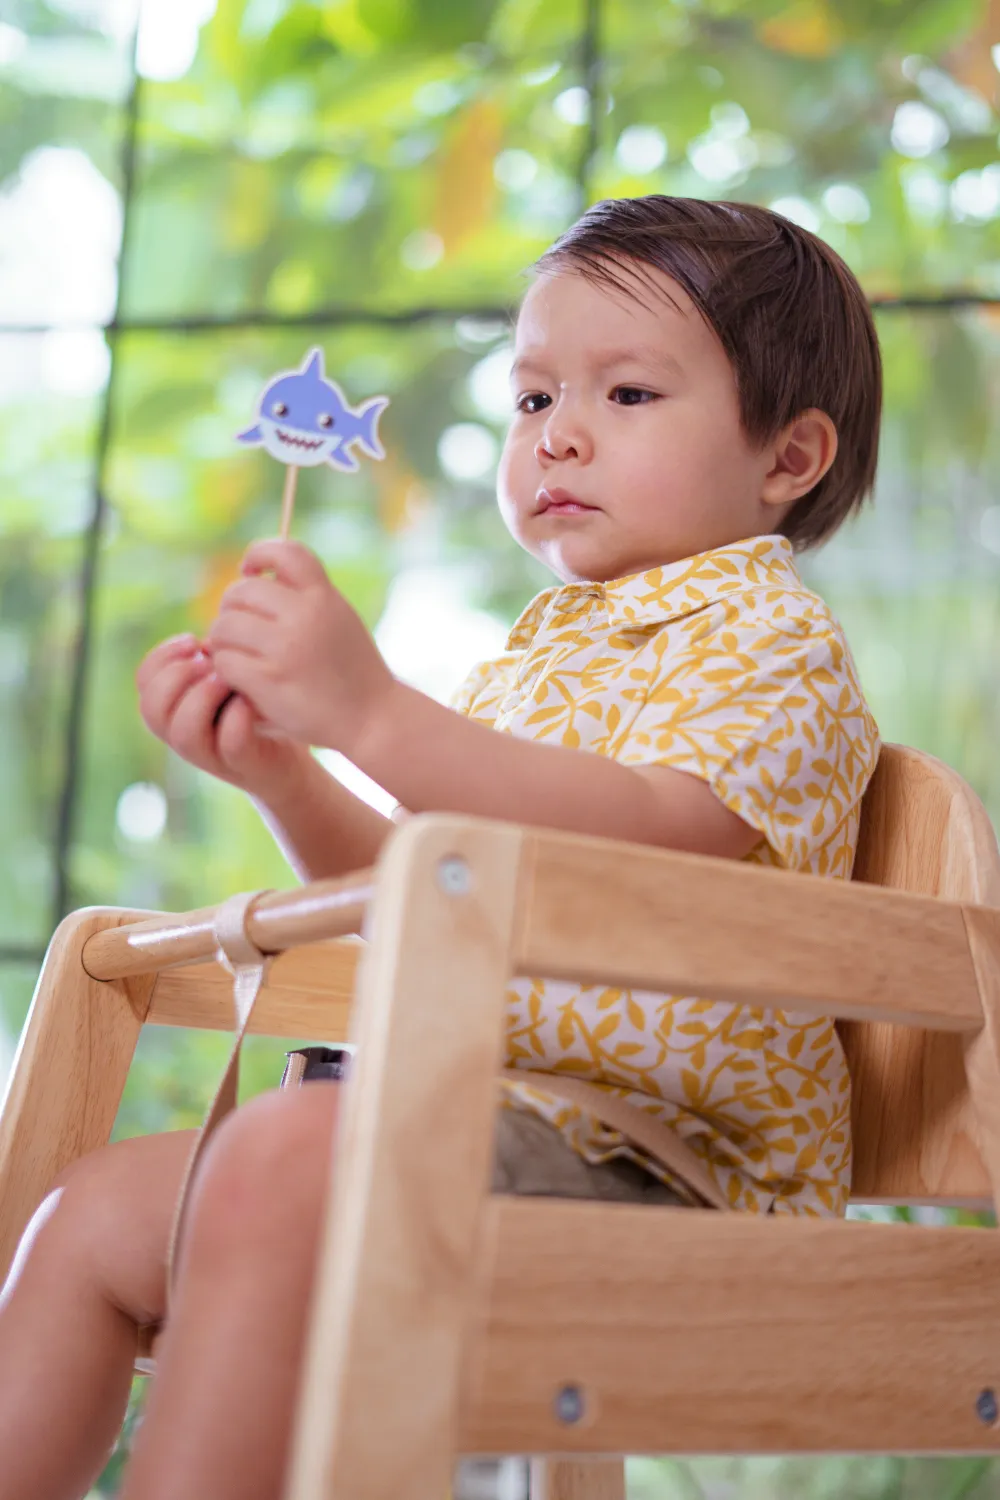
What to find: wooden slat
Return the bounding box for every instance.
[962,907,1000,1207]
[0,910,155,1283]
[514,828,982,1029]
[459,1198,1000,1456]
[146,939,360,1040]
[286,816,526,1500]
[529,1459,626,1499]
[844,745,1000,1205]
[80,870,374,981]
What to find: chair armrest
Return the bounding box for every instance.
[511,822,988,1031]
[79,812,991,1033]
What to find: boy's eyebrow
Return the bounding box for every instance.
[510,344,684,381]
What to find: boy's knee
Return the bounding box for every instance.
[189,1085,340,1246]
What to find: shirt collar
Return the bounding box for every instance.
[506,535,802,647]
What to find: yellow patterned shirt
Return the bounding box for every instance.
[451,535,880,1216]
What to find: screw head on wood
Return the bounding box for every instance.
[554,1385,585,1425]
[436,855,472,896]
[977,1388,998,1425]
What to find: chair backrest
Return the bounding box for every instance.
[843,743,1000,1205]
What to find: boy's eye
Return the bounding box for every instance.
[611,386,657,406]
[516,392,551,414]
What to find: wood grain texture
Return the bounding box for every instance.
[529,1459,626,1499]
[459,1198,1000,1455]
[515,818,980,1029]
[81,871,374,981]
[0,909,155,1283]
[845,745,1000,1205]
[285,816,526,1500]
[962,907,1000,1209]
[145,939,360,1040]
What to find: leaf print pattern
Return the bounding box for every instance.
[451,536,880,1217]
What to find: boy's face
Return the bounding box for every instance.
[497,264,781,583]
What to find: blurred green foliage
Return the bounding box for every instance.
[3,0,1000,1494]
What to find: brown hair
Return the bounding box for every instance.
[534,196,882,551]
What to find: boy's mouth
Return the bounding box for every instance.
[536,487,598,517]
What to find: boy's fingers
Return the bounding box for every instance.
[139,654,210,736]
[217,577,281,618]
[207,610,269,656]
[240,539,326,589]
[135,634,201,692]
[168,671,239,765]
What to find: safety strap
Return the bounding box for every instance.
[500,1069,731,1212]
[166,894,731,1289]
[165,889,275,1298]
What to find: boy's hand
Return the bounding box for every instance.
[204,539,396,753]
[136,633,310,797]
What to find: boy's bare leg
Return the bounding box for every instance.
[0,1127,196,1500]
[121,1083,340,1500]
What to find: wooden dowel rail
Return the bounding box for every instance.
[80,870,376,982]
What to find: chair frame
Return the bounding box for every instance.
[3,746,1000,1499]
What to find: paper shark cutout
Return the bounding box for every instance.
[237,348,389,473]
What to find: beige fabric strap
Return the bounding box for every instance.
[165,889,276,1297]
[500,1068,731,1213]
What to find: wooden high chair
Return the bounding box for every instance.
[2,743,1000,1500]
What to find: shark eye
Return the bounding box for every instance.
[317,413,334,429]
[272,401,288,417]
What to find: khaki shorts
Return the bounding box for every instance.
[493,1107,688,1205]
[281,1048,689,1208]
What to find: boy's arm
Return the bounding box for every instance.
[207,542,757,865]
[251,751,394,883]
[344,682,760,861]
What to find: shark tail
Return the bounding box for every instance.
[353,397,389,460]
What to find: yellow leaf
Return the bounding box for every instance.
[376,454,429,534]
[680,1068,703,1104]
[433,98,503,255]
[627,997,646,1029]
[592,1014,621,1043]
[760,1,843,57]
[194,549,243,630]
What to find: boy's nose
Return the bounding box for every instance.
[535,413,592,465]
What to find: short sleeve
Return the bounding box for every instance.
[615,594,880,876]
[448,654,519,726]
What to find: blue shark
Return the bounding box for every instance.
[237,347,389,473]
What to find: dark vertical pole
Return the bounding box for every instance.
[50,28,143,930]
[576,0,602,209]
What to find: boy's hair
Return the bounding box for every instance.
[534,196,882,551]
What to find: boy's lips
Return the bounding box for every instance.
[535,487,598,516]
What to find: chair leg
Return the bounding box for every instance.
[529,1458,627,1500]
[284,818,524,1500]
[0,908,153,1282]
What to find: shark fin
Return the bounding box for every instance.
[302,347,325,380]
[236,423,264,444]
[327,441,360,473]
[353,395,389,460]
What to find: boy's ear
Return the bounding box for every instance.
[760,409,838,511]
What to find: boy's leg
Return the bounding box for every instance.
[120,1083,341,1500]
[0,1127,196,1500]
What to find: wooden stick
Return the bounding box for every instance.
[80,870,375,980]
[280,464,299,541]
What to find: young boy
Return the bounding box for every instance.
[0,195,881,1500]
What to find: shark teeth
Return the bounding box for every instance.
[276,427,324,451]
